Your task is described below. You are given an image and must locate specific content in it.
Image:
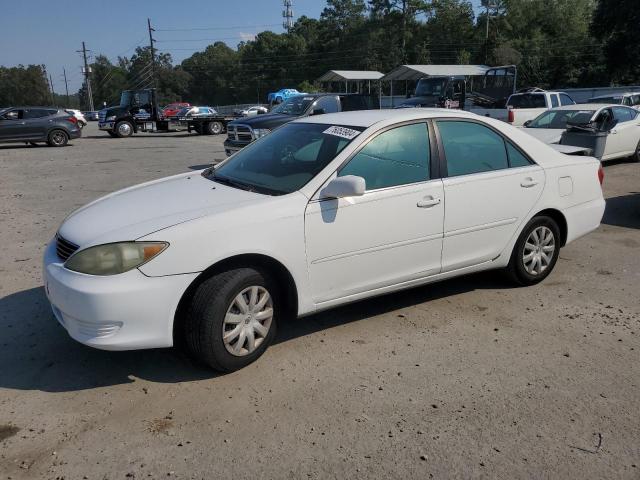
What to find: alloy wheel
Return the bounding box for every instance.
[222,286,273,357]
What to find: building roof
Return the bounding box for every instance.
[317,70,385,82]
[381,64,490,81]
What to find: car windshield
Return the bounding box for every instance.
[507,94,547,108]
[415,78,447,96]
[527,109,596,129]
[203,123,364,195]
[271,96,315,115]
[586,97,622,104]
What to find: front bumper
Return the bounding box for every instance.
[42,240,199,351]
[98,122,114,131]
[223,139,250,156]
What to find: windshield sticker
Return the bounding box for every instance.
[323,126,361,140]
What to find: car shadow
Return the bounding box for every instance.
[0,271,513,393]
[602,192,640,230]
[0,144,75,150]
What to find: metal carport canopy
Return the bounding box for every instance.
[381,64,490,81]
[316,70,385,82]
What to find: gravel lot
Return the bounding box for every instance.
[1,123,639,479]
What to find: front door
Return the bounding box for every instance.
[435,119,544,272]
[603,106,640,159]
[0,109,27,140]
[305,122,444,304]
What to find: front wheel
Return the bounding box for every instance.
[47,129,69,147]
[507,215,561,286]
[183,268,279,372]
[632,139,640,162]
[115,120,134,138]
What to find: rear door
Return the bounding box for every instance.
[435,119,544,272]
[22,108,54,139]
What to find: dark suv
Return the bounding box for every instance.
[0,107,82,147]
[224,93,376,156]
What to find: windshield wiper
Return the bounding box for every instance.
[212,174,256,192]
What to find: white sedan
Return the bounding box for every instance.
[44,109,605,372]
[522,104,640,161]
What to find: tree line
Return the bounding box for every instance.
[1,0,638,109]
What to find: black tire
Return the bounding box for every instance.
[183,268,279,372]
[507,215,561,286]
[47,129,69,147]
[114,120,134,138]
[205,121,223,135]
[107,131,118,138]
[632,139,640,162]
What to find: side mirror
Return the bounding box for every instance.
[322,175,366,199]
[523,120,531,127]
[312,108,326,116]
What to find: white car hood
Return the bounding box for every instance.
[58,171,261,247]
[520,127,564,145]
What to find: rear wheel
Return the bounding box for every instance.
[47,129,68,147]
[206,121,223,135]
[183,268,279,372]
[632,139,640,162]
[115,120,133,138]
[507,215,561,286]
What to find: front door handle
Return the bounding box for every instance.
[417,196,441,208]
[520,178,538,188]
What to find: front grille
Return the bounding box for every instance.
[227,124,253,144]
[56,234,79,261]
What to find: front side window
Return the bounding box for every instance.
[338,123,430,190]
[314,96,340,114]
[2,109,22,120]
[207,123,363,195]
[271,96,316,116]
[437,121,509,176]
[550,95,559,108]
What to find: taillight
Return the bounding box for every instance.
[508,108,514,123]
[66,115,78,125]
[597,165,604,185]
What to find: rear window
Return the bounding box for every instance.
[507,94,547,109]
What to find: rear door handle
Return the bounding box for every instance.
[520,178,538,188]
[417,196,441,208]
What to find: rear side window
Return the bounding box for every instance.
[632,95,640,106]
[560,94,575,106]
[612,106,636,123]
[24,109,51,119]
[507,94,546,108]
[437,121,532,176]
[550,95,559,108]
[339,123,430,190]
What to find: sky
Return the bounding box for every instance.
[0,0,481,94]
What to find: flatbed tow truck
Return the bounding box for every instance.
[98,88,236,137]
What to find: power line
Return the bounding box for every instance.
[155,23,281,32]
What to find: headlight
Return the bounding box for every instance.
[106,115,116,121]
[65,242,168,276]
[253,128,271,139]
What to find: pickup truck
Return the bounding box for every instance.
[506,89,575,126]
[224,93,376,156]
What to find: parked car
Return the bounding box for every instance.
[236,105,268,116]
[82,111,99,121]
[586,92,640,109]
[224,93,376,155]
[522,104,640,161]
[65,109,88,128]
[267,88,306,104]
[162,102,191,118]
[506,88,575,126]
[44,109,605,372]
[173,106,218,118]
[0,107,82,147]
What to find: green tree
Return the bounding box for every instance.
[0,65,51,106]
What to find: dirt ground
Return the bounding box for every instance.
[1,123,639,479]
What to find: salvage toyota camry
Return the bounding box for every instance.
[44,109,605,372]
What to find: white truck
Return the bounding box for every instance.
[506,88,576,126]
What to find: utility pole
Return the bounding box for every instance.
[43,65,54,105]
[282,1,294,31]
[77,42,95,111]
[147,18,157,88]
[49,73,55,104]
[62,68,70,106]
[484,2,493,63]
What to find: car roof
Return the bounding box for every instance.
[590,93,636,99]
[546,104,615,111]
[295,108,478,128]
